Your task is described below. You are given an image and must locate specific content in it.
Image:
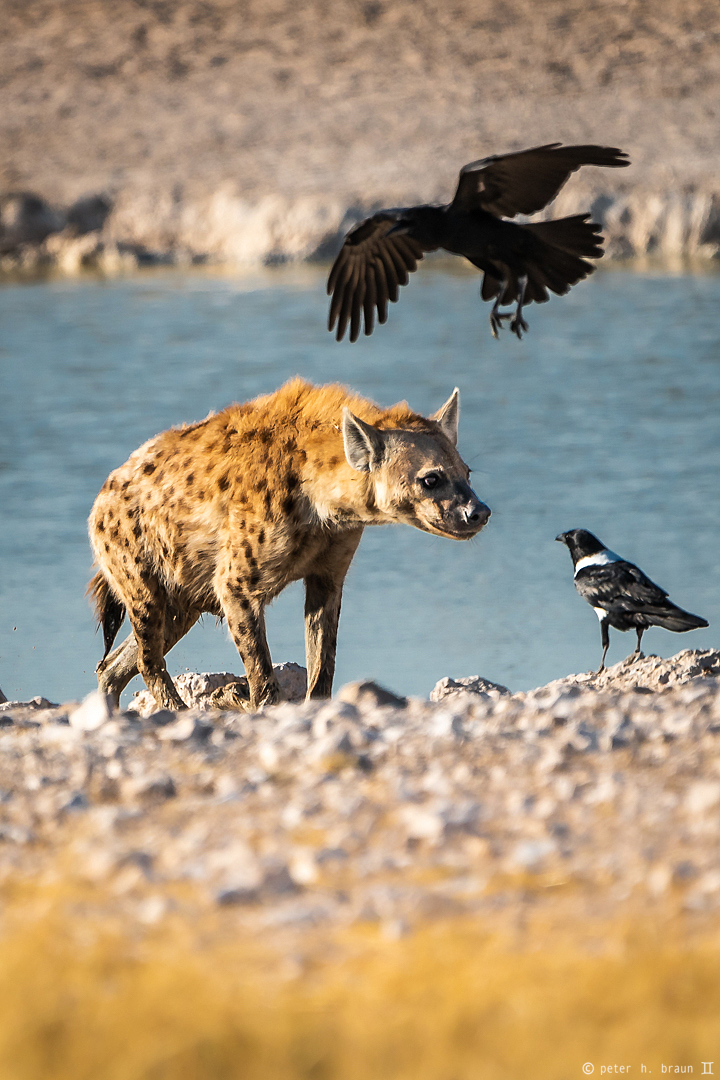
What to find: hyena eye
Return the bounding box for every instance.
[421,472,441,490]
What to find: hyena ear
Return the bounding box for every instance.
[342,409,388,472]
[430,388,460,446]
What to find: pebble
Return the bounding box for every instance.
[337,680,407,709]
[430,676,510,702]
[69,691,114,732]
[157,716,213,742]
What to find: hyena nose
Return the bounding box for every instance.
[464,500,491,526]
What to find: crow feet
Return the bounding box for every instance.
[489,308,529,340]
[509,312,529,339]
[489,310,513,339]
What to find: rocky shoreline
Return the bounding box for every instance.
[2,184,720,277]
[2,648,719,937]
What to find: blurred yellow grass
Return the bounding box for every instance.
[0,881,718,1080]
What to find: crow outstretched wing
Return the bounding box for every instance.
[451,144,630,217]
[575,561,669,614]
[327,213,426,342]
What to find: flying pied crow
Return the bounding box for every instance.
[556,529,708,671]
[327,143,630,343]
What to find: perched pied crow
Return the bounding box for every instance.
[556,529,709,672]
[327,142,630,343]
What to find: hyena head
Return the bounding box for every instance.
[342,388,490,540]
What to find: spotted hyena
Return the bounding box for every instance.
[88,378,490,711]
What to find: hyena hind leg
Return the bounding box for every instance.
[97,602,201,708]
[97,631,139,707]
[121,579,189,712]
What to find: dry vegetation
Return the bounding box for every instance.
[1,880,720,1080]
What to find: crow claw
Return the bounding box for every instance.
[489,310,512,339]
[510,314,529,339]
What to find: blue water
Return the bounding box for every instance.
[0,264,718,705]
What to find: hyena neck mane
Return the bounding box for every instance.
[223,378,437,529]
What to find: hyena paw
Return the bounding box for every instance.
[208,680,252,712]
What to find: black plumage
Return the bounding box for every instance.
[556,529,709,672]
[327,143,630,342]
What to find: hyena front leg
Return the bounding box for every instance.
[218,585,282,710]
[304,529,363,700]
[97,603,201,707]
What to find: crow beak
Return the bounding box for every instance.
[555,533,566,543]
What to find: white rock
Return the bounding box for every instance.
[430,676,510,702]
[289,849,319,886]
[442,801,482,833]
[647,865,671,896]
[258,741,280,772]
[398,805,444,842]
[131,672,239,716]
[122,773,177,803]
[214,774,241,800]
[157,716,212,742]
[337,680,407,710]
[0,695,59,712]
[131,663,308,716]
[427,709,467,738]
[37,723,81,747]
[308,726,355,765]
[553,776,576,801]
[382,917,410,940]
[685,781,720,816]
[509,839,556,871]
[69,691,114,731]
[206,839,258,872]
[697,869,720,895]
[584,775,617,805]
[136,895,167,925]
[311,700,359,737]
[273,662,308,702]
[260,901,333,929]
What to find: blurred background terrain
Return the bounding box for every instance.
[2,0,720,267]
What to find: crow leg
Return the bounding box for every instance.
[597,620,610,673]
[489,278,512,339]
[633,628,644,658]
[509,275,529,339]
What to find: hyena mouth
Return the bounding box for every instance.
[433,516,489,540]
[445,503,491,538]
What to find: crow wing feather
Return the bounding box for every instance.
[574,561,669,613]
[327,213,426,342]
[451,144,630,218]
